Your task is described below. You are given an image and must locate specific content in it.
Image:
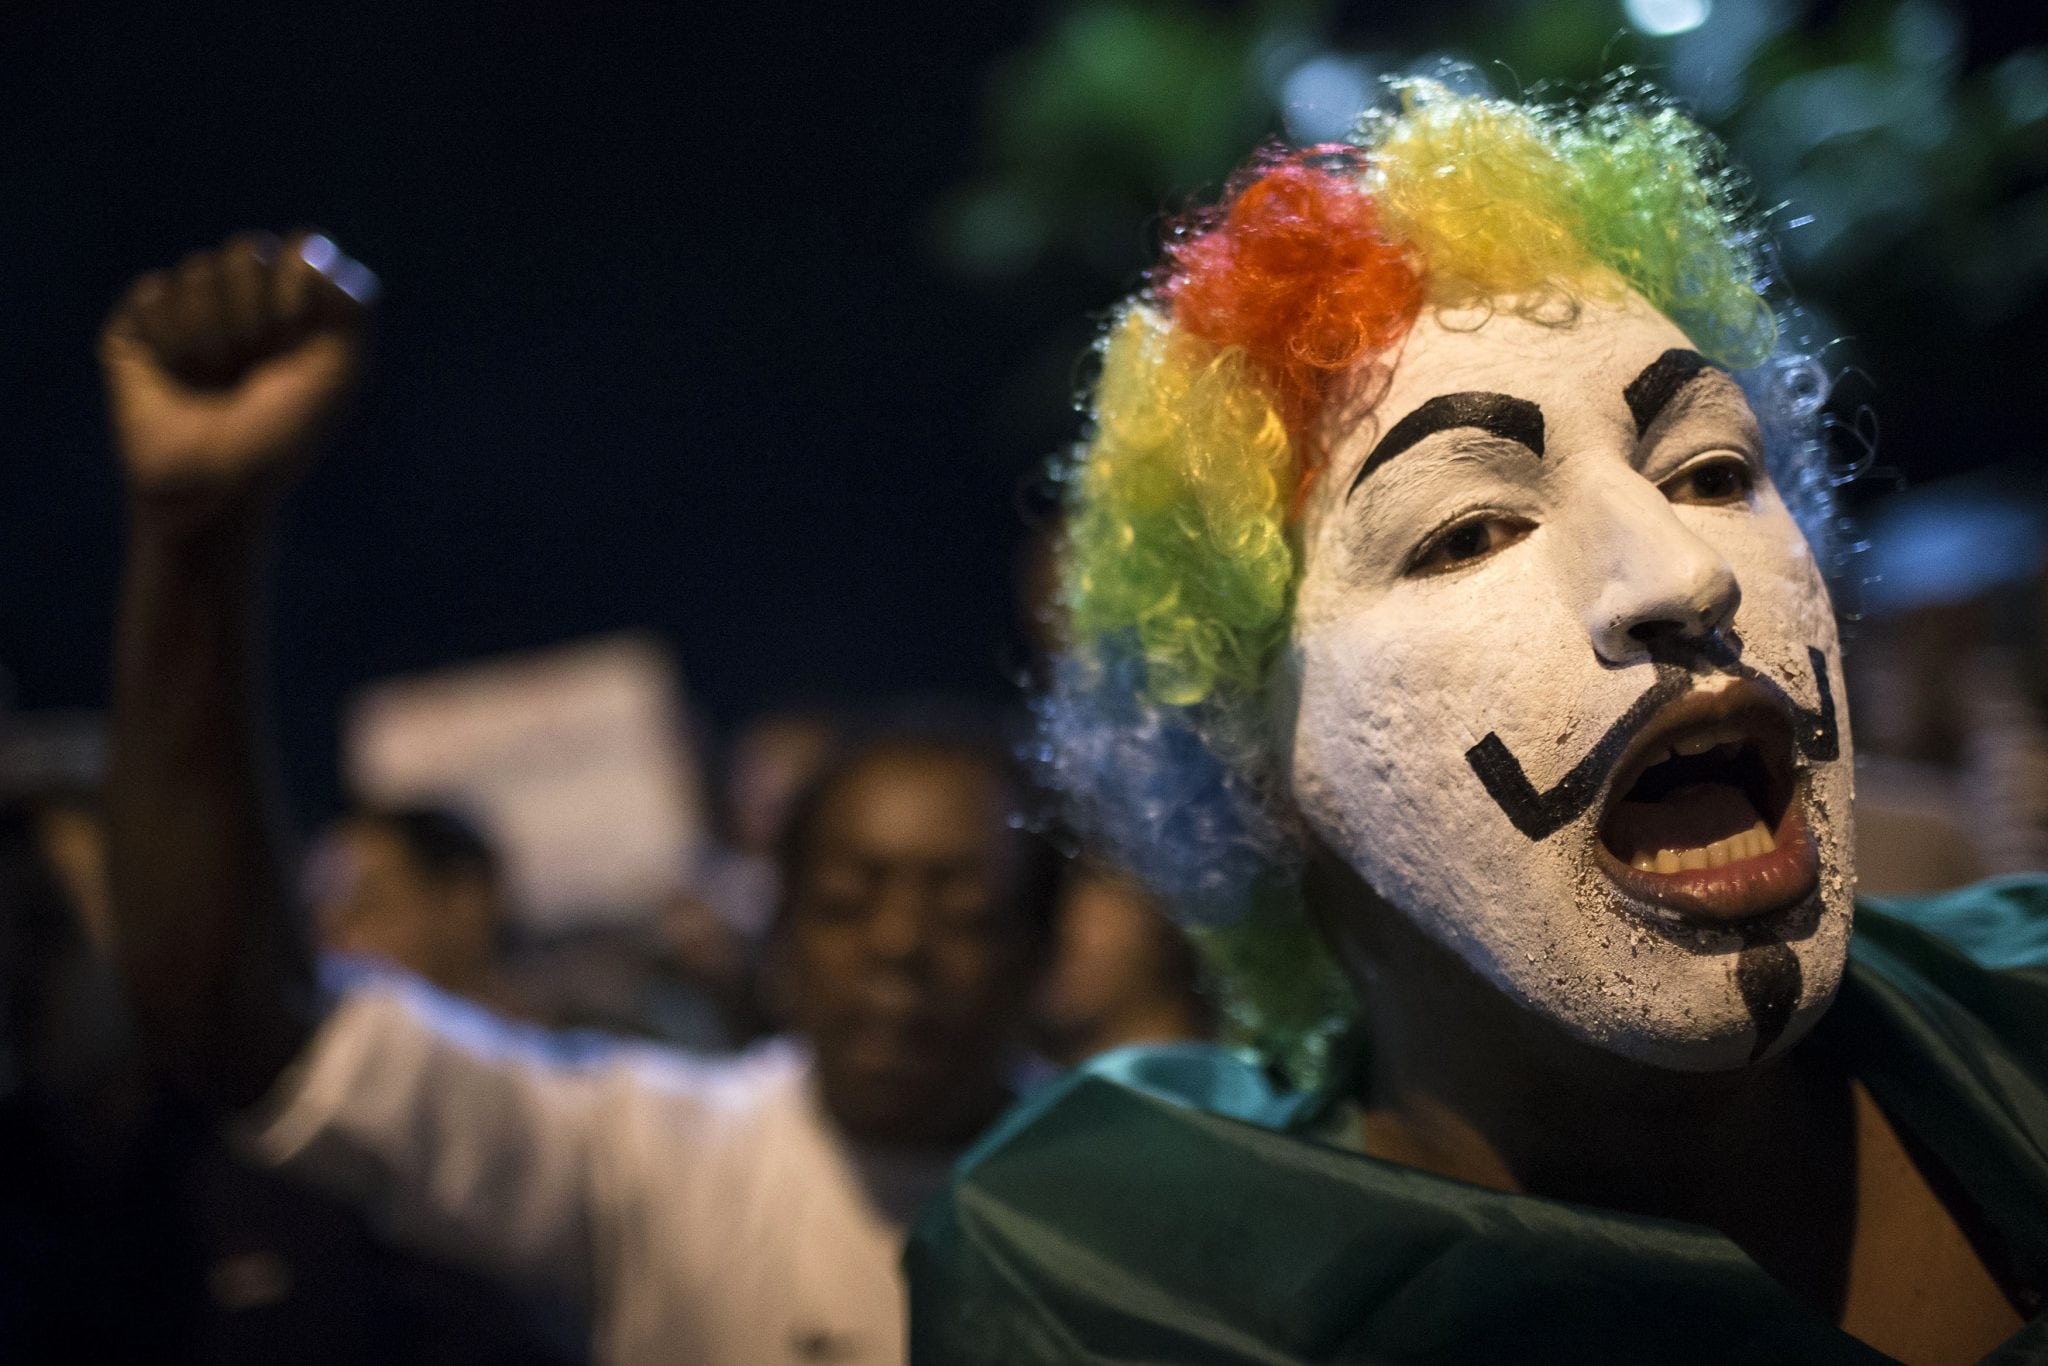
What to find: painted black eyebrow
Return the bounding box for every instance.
[1345,392,1546,500]
[1622,348,1721,436]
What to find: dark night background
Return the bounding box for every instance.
[5,0,2047,821]
[3,3,1056,818]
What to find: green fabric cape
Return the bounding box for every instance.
[907,879,2048,1364]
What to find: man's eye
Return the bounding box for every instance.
[1407,515,1532,576]
[1662,455,1754,506]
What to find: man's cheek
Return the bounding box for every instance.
[794,930,862,995]
[1698,505,1832,629]
[1297,618,1509,790]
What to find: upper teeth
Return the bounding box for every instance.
[1667,724,1745,760]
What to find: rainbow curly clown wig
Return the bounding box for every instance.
[1040,79,1840,1077]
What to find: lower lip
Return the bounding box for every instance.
[1595,795,1820,924]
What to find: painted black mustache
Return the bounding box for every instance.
[1465,647,1840,841]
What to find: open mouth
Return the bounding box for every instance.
[1594,681,1819,923]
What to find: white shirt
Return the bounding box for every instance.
[252,975,951,1364]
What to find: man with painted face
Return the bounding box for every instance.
[94,234,1060,1363]
[908,83,2048,1363]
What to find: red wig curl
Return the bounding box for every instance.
[1161,147,1422,499]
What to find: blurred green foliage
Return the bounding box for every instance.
[939,0,2047,487]
[935,2,1296,282]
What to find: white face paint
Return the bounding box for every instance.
[1287,291,1854,1070]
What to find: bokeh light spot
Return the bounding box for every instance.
[1280,54,1373,145]
[1624,0,1711,37]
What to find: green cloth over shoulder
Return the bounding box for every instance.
[907,880,2048,1364]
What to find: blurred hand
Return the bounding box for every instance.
[101,231,376,520]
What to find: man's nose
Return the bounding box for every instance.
[1576,476,1741,666]
[865,878,929,964]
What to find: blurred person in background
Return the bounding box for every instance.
[97,231,1060,1364]
[0,793,185,1360]
[0,785,589,1365]
[1844,475,2048,894]
[482,888,760,1054]
[307,804,517,1008]
[308,800,752,1049]
[1033,857,1211,1067]
[0,713,114,948]
[755,721,1063,1167]
[593,706,847,1050]
[477,709,845,1054]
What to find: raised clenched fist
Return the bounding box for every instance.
[101,231,376,514]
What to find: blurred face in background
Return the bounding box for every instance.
[1035,864,1206,1064]
[781,745,1049,1145]
[307,819,500,995]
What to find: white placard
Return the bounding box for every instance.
[345,633,707,933]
